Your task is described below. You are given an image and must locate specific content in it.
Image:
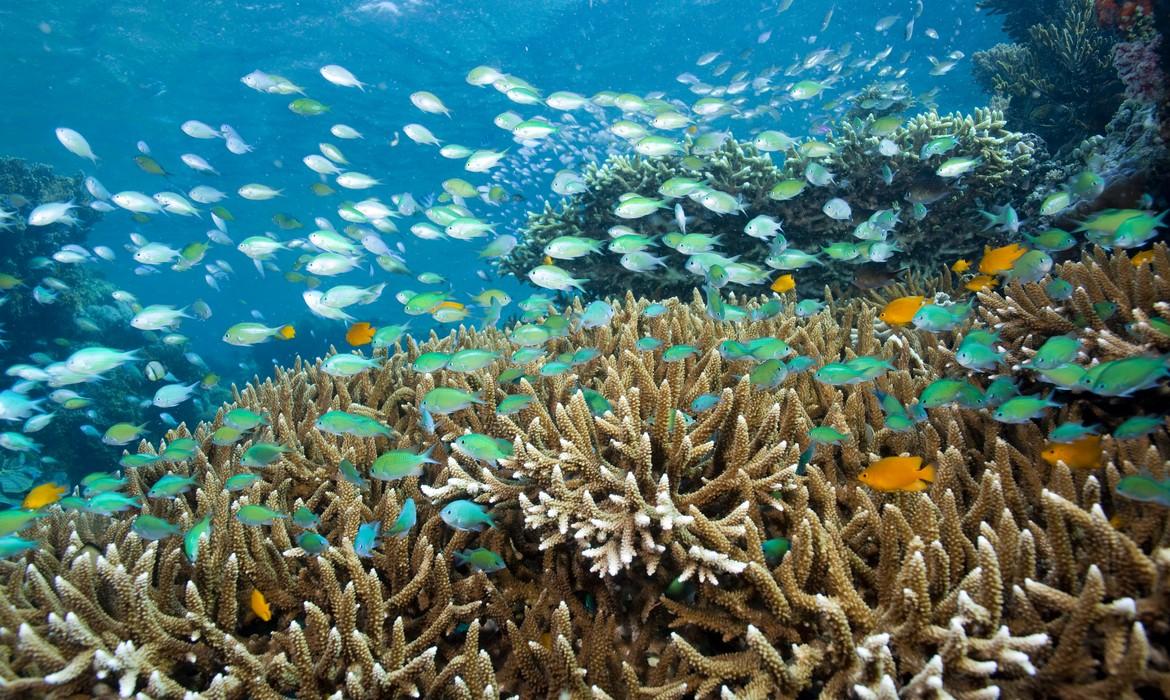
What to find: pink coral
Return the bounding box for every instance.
[1113,33,1167,103]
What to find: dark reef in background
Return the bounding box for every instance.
[972,0,1126,154]
[0,158,223,492]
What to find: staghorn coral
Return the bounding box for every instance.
[972,0,1126,152]
[3,246,1170,697]
[501,108,1046,300]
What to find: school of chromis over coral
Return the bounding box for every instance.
[0,0,1168,696]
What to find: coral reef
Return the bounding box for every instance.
[3,245,1169,697]
[0,158,222,494]
[972,0,1125,153]
[501,109,1047,300]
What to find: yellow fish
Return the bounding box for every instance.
[23,482,66,510]
[346,321,376,346]
[879,296,927,326]
[1041,435,1101,470]
[858,456,935,492]
[1132,250,1156,266]
[543,255,554,266]
[978,243,1027,275]
[770,274,796,293]
[951,259,971,273]
[964,274,999,292]
[251,588,272,621]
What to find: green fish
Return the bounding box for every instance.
[1049,422,1101,443]
[748,337,793,361]
[386,498,417,538]
[240,442,290,468]
[120,453,162,469]
[212,426,245,446]
[539,361,573,376]
[338,458,369,488]
[314,410,393,438]
[161,438,199,462]
[662,345,699,362]
[1087,356,1169,397]
[235,504,287,526]
[225,473,262,491]
[1113,416,1163,440]
[289,98,330,116]
[992,394,1060,424]
[813,363,864,386]
[447,349,501,373]
[581,388,612,416]
[184,515,212,562]
[1115,474,1170,507]
[0,509,47,536]
[496,394,535,415]
[1024,228,1077,252]
[1035,363,1088,389]
[292,506,319,529]
[147,474,198,498]
[297,530,330,555]
[636,337,663,351]
[809,426,848,444]
[749,359,788,389]
[761,537,790,565]
[453,434,513,466]
[0,535,38,558]
[453,547,506,573]
[371,446,438,480]
[412,351,452,373]
[84,492,140,515]
[439,500,495,531]
[132,514,181,541]
[420,388,484,415]
[225,408,269,431]
[1023,335,1081,370]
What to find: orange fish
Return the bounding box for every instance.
[879,296,927,326]
[22,482,66,510]
[251,588,272,621]
[858,456,935,492]
[346,321,376,346]
[1041,435,1102,470]
[770,274,796,293]
[978,243,1027,275]
[1132,250,1156,266]
[951,259,971,273]
[964,274,999,292]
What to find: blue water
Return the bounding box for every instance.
[0,0,1005,479]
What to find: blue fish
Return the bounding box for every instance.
[386,498,417,538]
[354,521,381,557]
[440,500,495,531]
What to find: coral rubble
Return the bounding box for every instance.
[2,246,1169,697]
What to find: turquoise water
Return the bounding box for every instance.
[0,0,1153,485]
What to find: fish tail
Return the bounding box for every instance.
[919,462,936,483]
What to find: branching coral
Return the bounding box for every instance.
[501,109,1046,300]
[3,246,1169,697]
[973,0,1126,152]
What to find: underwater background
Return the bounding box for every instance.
[0,0,1168,696]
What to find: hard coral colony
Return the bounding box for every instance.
[0,0,1168,697]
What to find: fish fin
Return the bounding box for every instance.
[918,462,936,483]
[903,479,930,492]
